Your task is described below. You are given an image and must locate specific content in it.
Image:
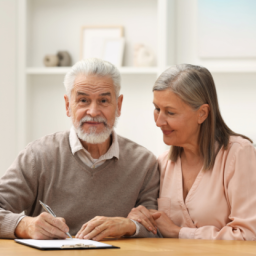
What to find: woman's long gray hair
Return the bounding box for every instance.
[153,64,252,171]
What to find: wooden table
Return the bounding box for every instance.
[1,238,256,256]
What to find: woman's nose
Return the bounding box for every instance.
[155,111,167,127]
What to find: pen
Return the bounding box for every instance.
[39,200,72,239]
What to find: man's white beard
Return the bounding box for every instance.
[73,115,118,144]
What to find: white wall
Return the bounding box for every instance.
[0,0,17,176]
[175,0,256,143]
[26,74,166,156]
[1,0,256,178]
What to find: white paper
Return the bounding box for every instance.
[15,238,112,248]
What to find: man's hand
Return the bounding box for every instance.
[75,216,136,241]
[127,205,161,234]
[15,212,69,239]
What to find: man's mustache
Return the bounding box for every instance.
[79,116,108,128]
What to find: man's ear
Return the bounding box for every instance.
[198,104,210,124]
[64,95,71,117]
[116,95,123,117]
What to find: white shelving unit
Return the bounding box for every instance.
[13,0,256,159]
[17,0,175,156]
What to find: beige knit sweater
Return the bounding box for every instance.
[0,131,159,238]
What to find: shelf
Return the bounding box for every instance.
[26,67,159,75]
[26,66,256,76]
[209,66,256,73]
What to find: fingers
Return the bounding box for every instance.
[75,216,100,238]
[92,228,112,241]
[36,213,68,239]
[43,213,69,233]
[15,213,69,240]
[152,212,161,220]
[129,206,157,234]
[75,223,88,238]
[77,218,105,239]
[138,206,158,228]
[40,217,68,239]
[34,226,63,240]
[83,224,107,240]
[137,218,157,234]
[76,217,129,241]
[75,216,101,238]
[58,217,66,224]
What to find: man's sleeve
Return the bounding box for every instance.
[0,146,37,238]
[131,155,160,238]
[135,155,160,210]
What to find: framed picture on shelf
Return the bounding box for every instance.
[81,26,124,66]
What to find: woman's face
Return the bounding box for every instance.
[153,89,202,148]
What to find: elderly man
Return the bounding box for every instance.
[0,58,159,240]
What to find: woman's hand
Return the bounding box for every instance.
[152,210,181,238]
[127,206,161,234]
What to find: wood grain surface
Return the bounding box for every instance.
[1,238,256,256]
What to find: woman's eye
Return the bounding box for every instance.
[154,108,160,112]
[168,112,174,115]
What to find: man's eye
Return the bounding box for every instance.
[81,99,87,103]
[154,108,160,112]
[101,99,108,103]
[168,112,175,115]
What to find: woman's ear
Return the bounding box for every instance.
[198,104,210,124]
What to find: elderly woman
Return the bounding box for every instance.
[128,64,256,240]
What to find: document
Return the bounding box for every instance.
[15,238,119,250]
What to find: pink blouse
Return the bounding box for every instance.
[158,136,256,240]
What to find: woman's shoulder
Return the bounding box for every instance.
[229,135,252,146]
[157,149,178,175]
[222,136,256,166]
[157,150,170,164]
[227,136,254,152]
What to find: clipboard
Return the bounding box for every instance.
[15,238,120,250]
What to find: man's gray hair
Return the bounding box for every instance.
[64,58,121,98]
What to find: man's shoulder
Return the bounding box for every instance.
[117,134,156,160]
[26,130,70,153]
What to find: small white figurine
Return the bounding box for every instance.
[133,44,154,67]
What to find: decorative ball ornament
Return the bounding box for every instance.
[43,55,59,67]
[57,51,71,66]
[43,51,72,67]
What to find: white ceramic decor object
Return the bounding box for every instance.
[134,44,154,67]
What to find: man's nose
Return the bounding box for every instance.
[87,102,100,117]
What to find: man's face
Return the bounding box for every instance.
[64,74,123,143]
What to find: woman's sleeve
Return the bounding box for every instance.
[179,142,256,240]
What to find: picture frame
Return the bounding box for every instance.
[81,26,124,66]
